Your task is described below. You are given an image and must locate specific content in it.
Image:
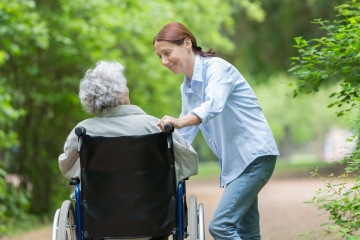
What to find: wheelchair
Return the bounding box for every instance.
[52,124,205,240]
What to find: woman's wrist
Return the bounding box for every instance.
[179,114,201,128]
[158,114,201,131]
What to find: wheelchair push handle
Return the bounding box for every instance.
[75,126,86,153]
[164,123,174,134]
[75,126,86,137]
[164,123,174,149]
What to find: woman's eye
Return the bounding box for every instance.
[165,51,170,56]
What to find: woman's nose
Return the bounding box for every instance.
[162,58,169,66]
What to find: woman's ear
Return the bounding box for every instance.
[184,38,192,50]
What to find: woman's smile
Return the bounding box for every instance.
[169,63,176,71]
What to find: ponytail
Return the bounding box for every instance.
[193,46,216,57]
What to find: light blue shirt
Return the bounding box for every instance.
[178,55,280,187]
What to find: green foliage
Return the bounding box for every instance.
[289,1,360,112]
[223,0,344,83]
[290,0,360,238]
[0,164,33,237]
[0,19,28,235]
[0,84,25,149]
[303,155,360,239]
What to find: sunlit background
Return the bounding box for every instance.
[1,0,359,239]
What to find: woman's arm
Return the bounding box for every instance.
[157,114,201,132]
[190,60,235,124]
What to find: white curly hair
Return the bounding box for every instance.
[79,61,128,114]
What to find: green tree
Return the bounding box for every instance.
[0,1,32,235]
[224,0,344,83]
[289,0,360,238]
[0,85,29,237]
[0,67,28,236]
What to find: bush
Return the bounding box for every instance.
[290,0,360,238]
[0,164,34,237]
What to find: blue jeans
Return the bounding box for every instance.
[209,155,277,240]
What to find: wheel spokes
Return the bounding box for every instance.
[65,218,76,239]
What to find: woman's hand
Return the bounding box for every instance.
[157,114,201,132]
[157,115,182,132]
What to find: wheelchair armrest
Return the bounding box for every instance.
[69,177,80,185]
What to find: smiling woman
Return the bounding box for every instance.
[152,22,280,240]
[154,40,194,75]
[153,22,215,78]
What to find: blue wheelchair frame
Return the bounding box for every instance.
[72,181,187,240]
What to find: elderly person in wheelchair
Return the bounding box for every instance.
[55,61,203,240]
[59,61,198,183]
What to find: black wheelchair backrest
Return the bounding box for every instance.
[77,130,177,239]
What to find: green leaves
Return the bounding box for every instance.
[289,1,360,125]
[290,1,360,239]
[290,7,360,99]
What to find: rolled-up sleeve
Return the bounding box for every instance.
[191,61,235,124]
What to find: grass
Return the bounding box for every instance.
[197,161,220,178]
[275,159,333,171]
[196,158,344,179]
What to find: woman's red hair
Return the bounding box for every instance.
[153,22,215,57]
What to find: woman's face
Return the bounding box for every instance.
[154,39,194,75]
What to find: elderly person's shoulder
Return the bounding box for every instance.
[73,105,163,137]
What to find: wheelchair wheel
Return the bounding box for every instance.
[198,203,205,240]
[188,196,205,240]
[52,209,60,240]
[188,195,198,240]
[57,200,77,240]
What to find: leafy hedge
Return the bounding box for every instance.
[0,165,33,237]
[290,1,360,238]
[0,84,30,236]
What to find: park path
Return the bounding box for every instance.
[1,176,331,240]
[186,176,330,240]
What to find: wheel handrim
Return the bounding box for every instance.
[57,200,77,240]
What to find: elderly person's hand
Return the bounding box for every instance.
[157,114,202,132]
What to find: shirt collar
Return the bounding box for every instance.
[95,105,146,118]
[185,55,203,83]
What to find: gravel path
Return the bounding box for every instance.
[1,176,331,240]
[186,176,331,240]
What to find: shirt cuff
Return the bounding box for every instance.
[190,108,209,125]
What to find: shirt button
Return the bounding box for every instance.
[209,139,212,142]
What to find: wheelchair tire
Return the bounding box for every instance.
[198,203,205,240]
[57,200,77,240]
[188,195,198,240]
[52,209,60,240]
